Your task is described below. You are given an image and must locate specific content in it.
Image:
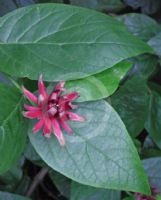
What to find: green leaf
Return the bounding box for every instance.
[49,170,71,198]
[128,55,158,79]
[0,0,35,17]
[15,175,31,196]
[0,4,153,81]
[70,0,125,12]
[148,82,161,95]
[0,162,22,184]
[0,84,26,174]
[123,197,135,200]
[124,0,161,14]
[156,195,161,200]
[143,157,161,193]
[24,141,41,162]
[0,161,23,192]
[0,191,31,200]
[29,100,150,194]
[117,13,161,41]
[71,181,120,200]
[111,76,149,137]
[145,88,161,149]
[148,32,161,57]
[66,61,132,102]
[38,0,63,2]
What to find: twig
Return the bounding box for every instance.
[40,182,60,200]
[26,167,48,197]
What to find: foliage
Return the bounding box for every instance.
[0,0,161,200]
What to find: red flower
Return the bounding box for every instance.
[22,75,85,146]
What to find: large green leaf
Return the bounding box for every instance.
[124,0,161,14]
[0,84,26,174]
[0,4,153,81]
[123,197,135,200]
[143,157,161,193]
[70,0,125,12]
[29,100,150,194]
[148,32,161,57]
[128,55,158,79]
[66,61,132,102]
[71,181,120,200]
[49,170,71,198]
[111,76,149,137]
[156,195,161,200]
[117,13,161,41]
[145,87,161,149]
[0,191,30,200]
[0,0,35,16]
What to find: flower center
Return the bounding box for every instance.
[47,100,59,117]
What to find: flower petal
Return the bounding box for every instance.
[59,118,73,134]
[64,92,79,101]
[22,86,37,103]
[43,117,52,137]
[49,92,58,101]
[67,112,85,122]
[52,119,65,146]
[55,81,65,92]
[33,118,44,133]
[38,74,48,99]
[24,104,40,111]
[23,111,42,119]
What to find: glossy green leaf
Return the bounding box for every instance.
[111,76,149,137]
[70,0,125,12]
[156,195,161,200]
[71,181,120,200]
[128,55,158,79]
[0,0,35,17]
[0,161,23,192]
[0,4,153,81]
[124,0,161,14]
[143,157,161,193]
[0,191,30,200]
[117,13,161,41]
[148,32,161,57]
[29,100,150,194]
[145,88,161,149]
[50,170,71,198]
[66,61,132,102]
[38,0,63,2]
[15,175,31,196]
[24,141,41,162]
[142,136,161,159]
[0,84,26,174]
[123,197,135,200]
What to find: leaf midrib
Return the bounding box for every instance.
[0,96,22,127]
[0,42,145,46]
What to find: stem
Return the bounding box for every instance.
[26,167,48,197]
[40,182,60,200]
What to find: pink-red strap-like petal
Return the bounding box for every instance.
[59,118,73,134]
[33,118,44,133]
[64,92,79,101]
[52,119,65,146]
[43,117,52,137]
[23,111,42,119]
[55,81,65,91]
[67,112,85,122]
[38,75,48,100]
[24,104,40,111]
[22,86,37,103]
[49,92,58,101]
